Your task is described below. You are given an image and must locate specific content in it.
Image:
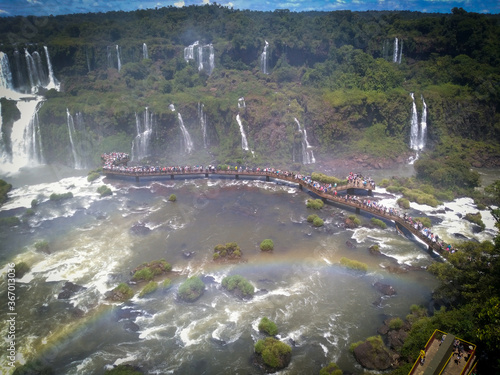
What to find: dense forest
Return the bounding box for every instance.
[1,5,499,171]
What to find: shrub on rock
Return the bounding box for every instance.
[319,362,343,375]
[221,275,255,298]
[370,218,387,229]
[139,281,158,297]
[254,337,292,371]
[260,239,274,251]
[307,198,324,209]
[258,317,278,336]
[132,259,172,282]
[107,283,134,302]
[178,276,205,302]
[340,257,368,272]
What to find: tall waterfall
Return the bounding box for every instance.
[294,118,315,164]
[419,95,427,150]
[409,93,427,151]
[199,102,208,148]
[0,52,13,90]
[131,107,154,161]
[393,38,399,63]
[28,102,45,165]
[177,113,193,154]
[398,39,403,64]
[116,45,122,72]
[67,109,84,169]
[260,40,269,74]
[236,114,249,151]
[44,46,59,90]
[143,43,149,59]
[238,97,246,108]
[184,41,215,75]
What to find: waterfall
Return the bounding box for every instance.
[409,93,419,151]
[143,43,149,59]
[238,97,246,108]
[32,52,47,86]
[419,95,427,150]
[0,52,13,90]
[260,40,269,74]
[398,39,403,64]
[25,49,42,93]
[294,118,315,164]
[177,113,193,154]
[44,46,59,90]
[236,114,249,151]
[67,109,83,169]
[393,38,399,63]
[0,98,44,173]
[131,107,154,161]
[199,102,208,148]
[184,41,215,75]
[116,45,122,72]
[184,41,199,61]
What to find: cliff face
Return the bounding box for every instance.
[1,6,499,168]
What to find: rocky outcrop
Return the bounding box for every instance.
[353,336,395,370]
[58,281,86,299]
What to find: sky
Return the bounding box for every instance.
[0,0,498,17]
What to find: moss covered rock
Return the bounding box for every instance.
[254,337,292,372]
[352,335,393,370]
[178,276,205,302]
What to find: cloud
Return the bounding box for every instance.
[202,0,210,4]
[174,1,185,6]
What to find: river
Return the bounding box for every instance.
[0,164,497,374]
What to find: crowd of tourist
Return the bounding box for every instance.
[101,152,456,255]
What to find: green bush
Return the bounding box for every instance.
[313,217,324,227]
[370,218,387,229]
[340,257,368,272]
[254,337,292,369]
[132,259,171,281]
[132,268,155,282]
[258,317,278,336]
[260,239,274,251]
[178,276,205,302]
[349,341,364,352]
[307,214,318,222]
[24,208,35,217]
[109,283,134,301]
[222,275,255,297]
[311,172,347,185]
[34,240,50,252]
[307,198,324,209]
[0,179,12,205]
[319,362,343,375]
[161,278,172,290]
[397,197,410,209]
[464,212,486,231]
[348,215,361,226]
[213,242,242,260]
[97,185,112,197]
[139,281,158,297]
[31,199,38,208]
[388,317,404,330]
[50,192,73,201]
[0,216,21,227]
[168,194,177,202]
[87,171,100,182]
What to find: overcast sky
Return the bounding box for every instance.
[0,0,498,17]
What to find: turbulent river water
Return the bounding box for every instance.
[0,164,497,374]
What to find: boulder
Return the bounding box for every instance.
[346,240,356,249]
[353,338,393,370]
[373,282,397,296]
[58,281,86,299]
[387,329,408,351]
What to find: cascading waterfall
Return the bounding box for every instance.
[44,46,59,90]
[238,97,246,108]
[25,49,42,93]
[67,108,83,169]
[28,102,45,165]
[294,118,315,164]
[236,114,249,151]
[184,41,215,75]
[260,40,269,74]
[32,52,47,85]
[393,38,399,63]
[199,102,208,148]
[131,107,154,161]
[116,45,122,72]
[177,113,193,154]
[409,93,427,152]
[0,51,13,90]
[419,95,427,150]
[143,43,149,59]
[13,50,25,91]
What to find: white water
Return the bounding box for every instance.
[409,93,427,152]
[393,37,399,63]
[199,102,208,148]
[183,41,214,75]
[260,40,269,74]
[177,113,193,154]
[132,107,154,161]
[398,39,403,64]
[143,43,148,59]
[294,117,315,164]
[25,49,43,93]
[44,46,60,91]
[116,45,122,72]
[184,41,199,61]
[238,97,246,108]
[236,114,249,151]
